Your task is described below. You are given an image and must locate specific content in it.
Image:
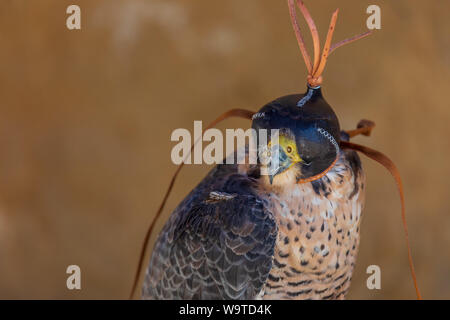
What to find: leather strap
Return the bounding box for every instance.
[342,121,422,300]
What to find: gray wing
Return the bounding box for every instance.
[142,164,278,299]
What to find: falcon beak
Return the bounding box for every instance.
[269,147,302,184]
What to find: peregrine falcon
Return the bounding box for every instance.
[132,0,421,300]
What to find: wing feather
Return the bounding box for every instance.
[142,164,277,300]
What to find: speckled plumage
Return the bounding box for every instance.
[142,141,364,300]
[258,148,364,299]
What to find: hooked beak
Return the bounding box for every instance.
[269,147,302,184]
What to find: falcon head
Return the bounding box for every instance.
[252,86,340,185]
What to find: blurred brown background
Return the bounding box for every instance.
[0,0,448,299]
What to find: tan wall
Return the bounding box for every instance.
[0,0,448,299]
